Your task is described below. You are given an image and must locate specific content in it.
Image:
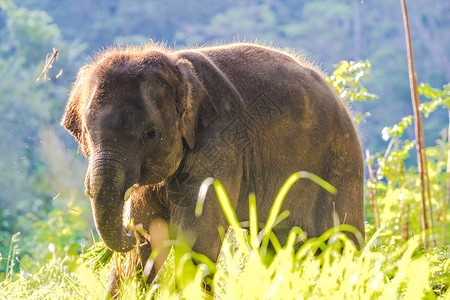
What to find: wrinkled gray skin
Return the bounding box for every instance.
[61,43,364,295]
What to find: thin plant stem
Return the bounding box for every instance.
[401,203,410,240]
[400,0,433,249]
[444,108,450,246]
[376,138,395,179]
[365,149,379,229]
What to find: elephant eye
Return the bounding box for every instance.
[141,126,161,142]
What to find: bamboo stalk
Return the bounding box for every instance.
[400,0,433,249]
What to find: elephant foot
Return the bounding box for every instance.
[104,266,120,299]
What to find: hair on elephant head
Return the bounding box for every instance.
[61,48,214,252]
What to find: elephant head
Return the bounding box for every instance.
[61,50,209,252]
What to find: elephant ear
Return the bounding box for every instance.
[61,66,90,148]
[176,59,217,149]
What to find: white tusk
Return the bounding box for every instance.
[124,187,132,201]
[85,188,90,197]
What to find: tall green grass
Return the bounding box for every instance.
[1,172,449,299]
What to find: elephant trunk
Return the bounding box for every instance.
[87,161,136,252]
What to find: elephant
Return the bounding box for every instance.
[61,42,364,294]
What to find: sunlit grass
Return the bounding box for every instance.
[1,172,449,299]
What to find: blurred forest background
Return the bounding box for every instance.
[0,0,449,267]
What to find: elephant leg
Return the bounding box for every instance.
[167,172,241,293]
[105,265,120,299]
[105,185,170,296]
[104,243,153,299]
[168,166,243,261]
[131,186,171,285]
[170,200,225,261]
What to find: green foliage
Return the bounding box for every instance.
[0,1,449,298]
[174,4,279,45]
[18,205,90,269]
[0,247,107,300]
[0,0,88,266]
[381,116,413,141]
[9,0,449,155]
[419,83,450,117]
[366,82,450,246]
[2,174,449,299]
[327,60,378,104]
[326,60,377,124]
[0,0,61,63]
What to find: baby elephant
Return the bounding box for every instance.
[61,43,364,293]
